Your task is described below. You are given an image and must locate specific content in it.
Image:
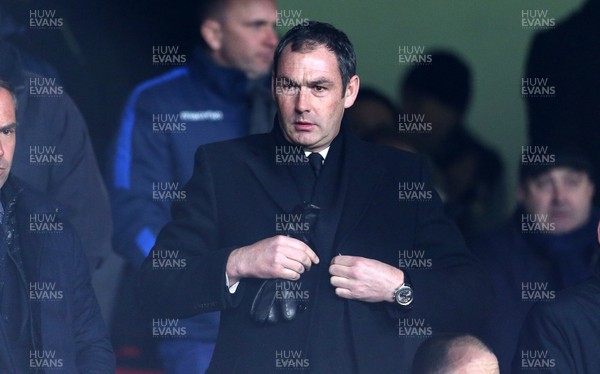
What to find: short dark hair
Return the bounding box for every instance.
[273,21,356,93]
[400,51,471,115]
[519,148,594,184]
[197,0,230,23]
[412,333,494,374]
[353,86,397,118]
[0,80,18,111]
[345,86,398,139]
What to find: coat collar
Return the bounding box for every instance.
[244,121,303,213]
[1,174,47,290]
[0,173,23,209]
[188,48,271,103]
[243,122,386,252]
[331,128,386,252]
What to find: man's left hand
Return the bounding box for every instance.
[329,255,404,303]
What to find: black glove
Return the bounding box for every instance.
[250,203,320,324]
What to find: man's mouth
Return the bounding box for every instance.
[550,209,570,219]
[293,121,315,131]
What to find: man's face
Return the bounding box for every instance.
[519,167,595,234]
[273,44,359,152]
[204,0,278,79]
[0,88,16,189]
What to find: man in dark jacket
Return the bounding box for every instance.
[0,81,114,372]
[110,0,278,371]
[474,152,597,373]
[0,40,112,272]
[514,233,600,373]
[138,21,491,374]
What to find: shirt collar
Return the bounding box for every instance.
[304,147,330,161]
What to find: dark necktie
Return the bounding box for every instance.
[308,152,323,177]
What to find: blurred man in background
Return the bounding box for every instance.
[0,80,114,373]
[474,151,598,372]
[109,0,278,372]
[514,222,600,373]
[344,86,415,152]
[398,51,505,243]
[0,41,112,272]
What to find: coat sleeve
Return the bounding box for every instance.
[53,95,112,271]
[137,146,244,318]
[31,93,112,271]
[68,223,116,372]
[512,302,573,373]
[388,157,492,334]
[110,88,175,267]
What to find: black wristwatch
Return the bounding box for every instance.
[393,283,413,306]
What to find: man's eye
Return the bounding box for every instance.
[279,83,298,95]
[312,86,329,96]
[248,21,266,29]
[1,129,15,135]
[535,180,552,189]
[564,177,582,187]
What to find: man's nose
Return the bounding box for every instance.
[552,183,568,203]
[265,25,278,49]
[295,87,310,113]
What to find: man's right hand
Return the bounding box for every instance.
[226,236,319,285]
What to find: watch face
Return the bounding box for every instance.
[395,286,413,306]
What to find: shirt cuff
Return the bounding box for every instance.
[225,273,240,294]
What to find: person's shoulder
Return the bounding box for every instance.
[471,218,524,261]
[553,277,600,311]
[202,132,272,156]
[369,141,421,161]
[128,66,192,101]
[527,5,593,60]
[189,133,273,176]
[8,176,80,249]
[19,71,80,111]
[350,134,423,165]
[529,276,600,326]
[532,4,592,46]
[474,220,518,246]
[7,175,66,216]
[455,127,503,169]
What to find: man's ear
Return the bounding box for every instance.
[343,75,360,109]
[271,72,277,100]
[200,19,223,51]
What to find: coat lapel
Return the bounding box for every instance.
[332,134,386,254]
[17,202,46,352]
[243,127,386,254]
[243,133,303,214]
